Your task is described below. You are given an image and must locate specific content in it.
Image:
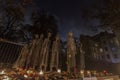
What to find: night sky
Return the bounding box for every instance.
[29,0,103,40]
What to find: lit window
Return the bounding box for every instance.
[100,48,103,52]
[111,47,116,51]
[95,44,98,47]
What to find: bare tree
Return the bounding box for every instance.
[82,0,120,42]
[0,0,24,40]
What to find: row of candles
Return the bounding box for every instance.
[0,68,110,80]
[0,69,62,80]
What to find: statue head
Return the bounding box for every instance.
[56,35,60,41]
[35,34,39,39]
[68,32,73,37]
[40,34,44,38]
[48,32,51,38]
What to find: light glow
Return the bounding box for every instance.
[0,70,5,74]
[57,69,61,73]
[39,70,43,75]
[24,75,28,78]
[3,76,9,80]
[80,70,84,74]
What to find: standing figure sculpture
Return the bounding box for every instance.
[66,32,77,73]
[39,33,51,71]
[26,34,39,68]
[14,34,44,69]
[50,35,61,71]
[80,43,85,71]
[13,43,29,68]
[33,34,44,69]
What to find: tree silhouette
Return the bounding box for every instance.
[0,0,24,41]
[31,10,58,40]
[82,0,120,41]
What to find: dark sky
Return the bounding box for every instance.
[32,0,102,40]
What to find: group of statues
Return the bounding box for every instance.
[13,32,85,72]
[13,33,61,71]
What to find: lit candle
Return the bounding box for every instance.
[0,70,5,74]
[80,70,84,79]
[57,69,61,73]
[24,74,28,78]
[39,70,43,75]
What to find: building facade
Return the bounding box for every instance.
[80,31,120,74]
[92,32,120,63]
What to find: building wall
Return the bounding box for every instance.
[91,32,120,63]
[80,32,120,74]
